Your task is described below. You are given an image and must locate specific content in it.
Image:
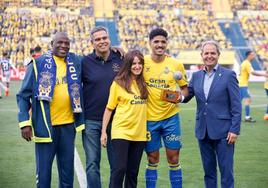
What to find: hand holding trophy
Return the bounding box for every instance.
[160,67,186,103]
[161,89,181,103]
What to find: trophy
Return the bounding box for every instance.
[160,89,181,103]
[159,67,185,103]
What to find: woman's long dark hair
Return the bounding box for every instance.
[114,50,148,99]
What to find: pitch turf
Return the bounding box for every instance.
[0,81,267,187]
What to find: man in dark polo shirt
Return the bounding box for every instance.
[82,26,123,188]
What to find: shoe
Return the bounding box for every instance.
[264,115,268,121]
[244,117,256,123]
[0,96,2,99]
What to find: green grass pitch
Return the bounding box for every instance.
[0,81,267,187]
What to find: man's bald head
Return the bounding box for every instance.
[51,32,70,58]
[52,32,69,42]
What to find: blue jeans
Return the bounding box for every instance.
[82,119,114,188]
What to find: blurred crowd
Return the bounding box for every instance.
[1,0,93,8]
[114,0,231,56]
[0,0,268,67]
[0,10,94,67]
[240,15,268,63]
[114,0,211,11]
[229,0,267,11]
[230,0,268,64]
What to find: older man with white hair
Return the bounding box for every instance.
[183,40,241,188]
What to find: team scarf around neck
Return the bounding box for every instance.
[36,51,82,113]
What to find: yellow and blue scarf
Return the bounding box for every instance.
[36,51,82,113]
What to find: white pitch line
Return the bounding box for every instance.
[74,147,87,188]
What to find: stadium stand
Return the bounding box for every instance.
[0,5,94,67]
[94,0,120,45]
[238,12,268,66]
[1,0,267,70]
[1,0,92,8]
[114,0,233,66]
[228,0,268,69]
[229,0,267,11]
[114,0,211,11]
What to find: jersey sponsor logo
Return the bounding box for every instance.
[147,78,170,89]
[165,134,181,142]
[130,95,146,105]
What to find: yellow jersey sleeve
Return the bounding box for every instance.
[107,81,119,110]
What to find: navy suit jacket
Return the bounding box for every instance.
[184,65,241,140]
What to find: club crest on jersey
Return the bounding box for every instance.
[112,63,120,72]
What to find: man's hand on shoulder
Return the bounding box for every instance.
[111,46,125,58]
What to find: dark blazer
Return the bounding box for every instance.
[184,65,241,140]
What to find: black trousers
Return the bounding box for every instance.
[110,139,145,188]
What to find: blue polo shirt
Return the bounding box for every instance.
[82,50,123,121]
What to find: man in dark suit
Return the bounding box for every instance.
[183,40,241,188]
